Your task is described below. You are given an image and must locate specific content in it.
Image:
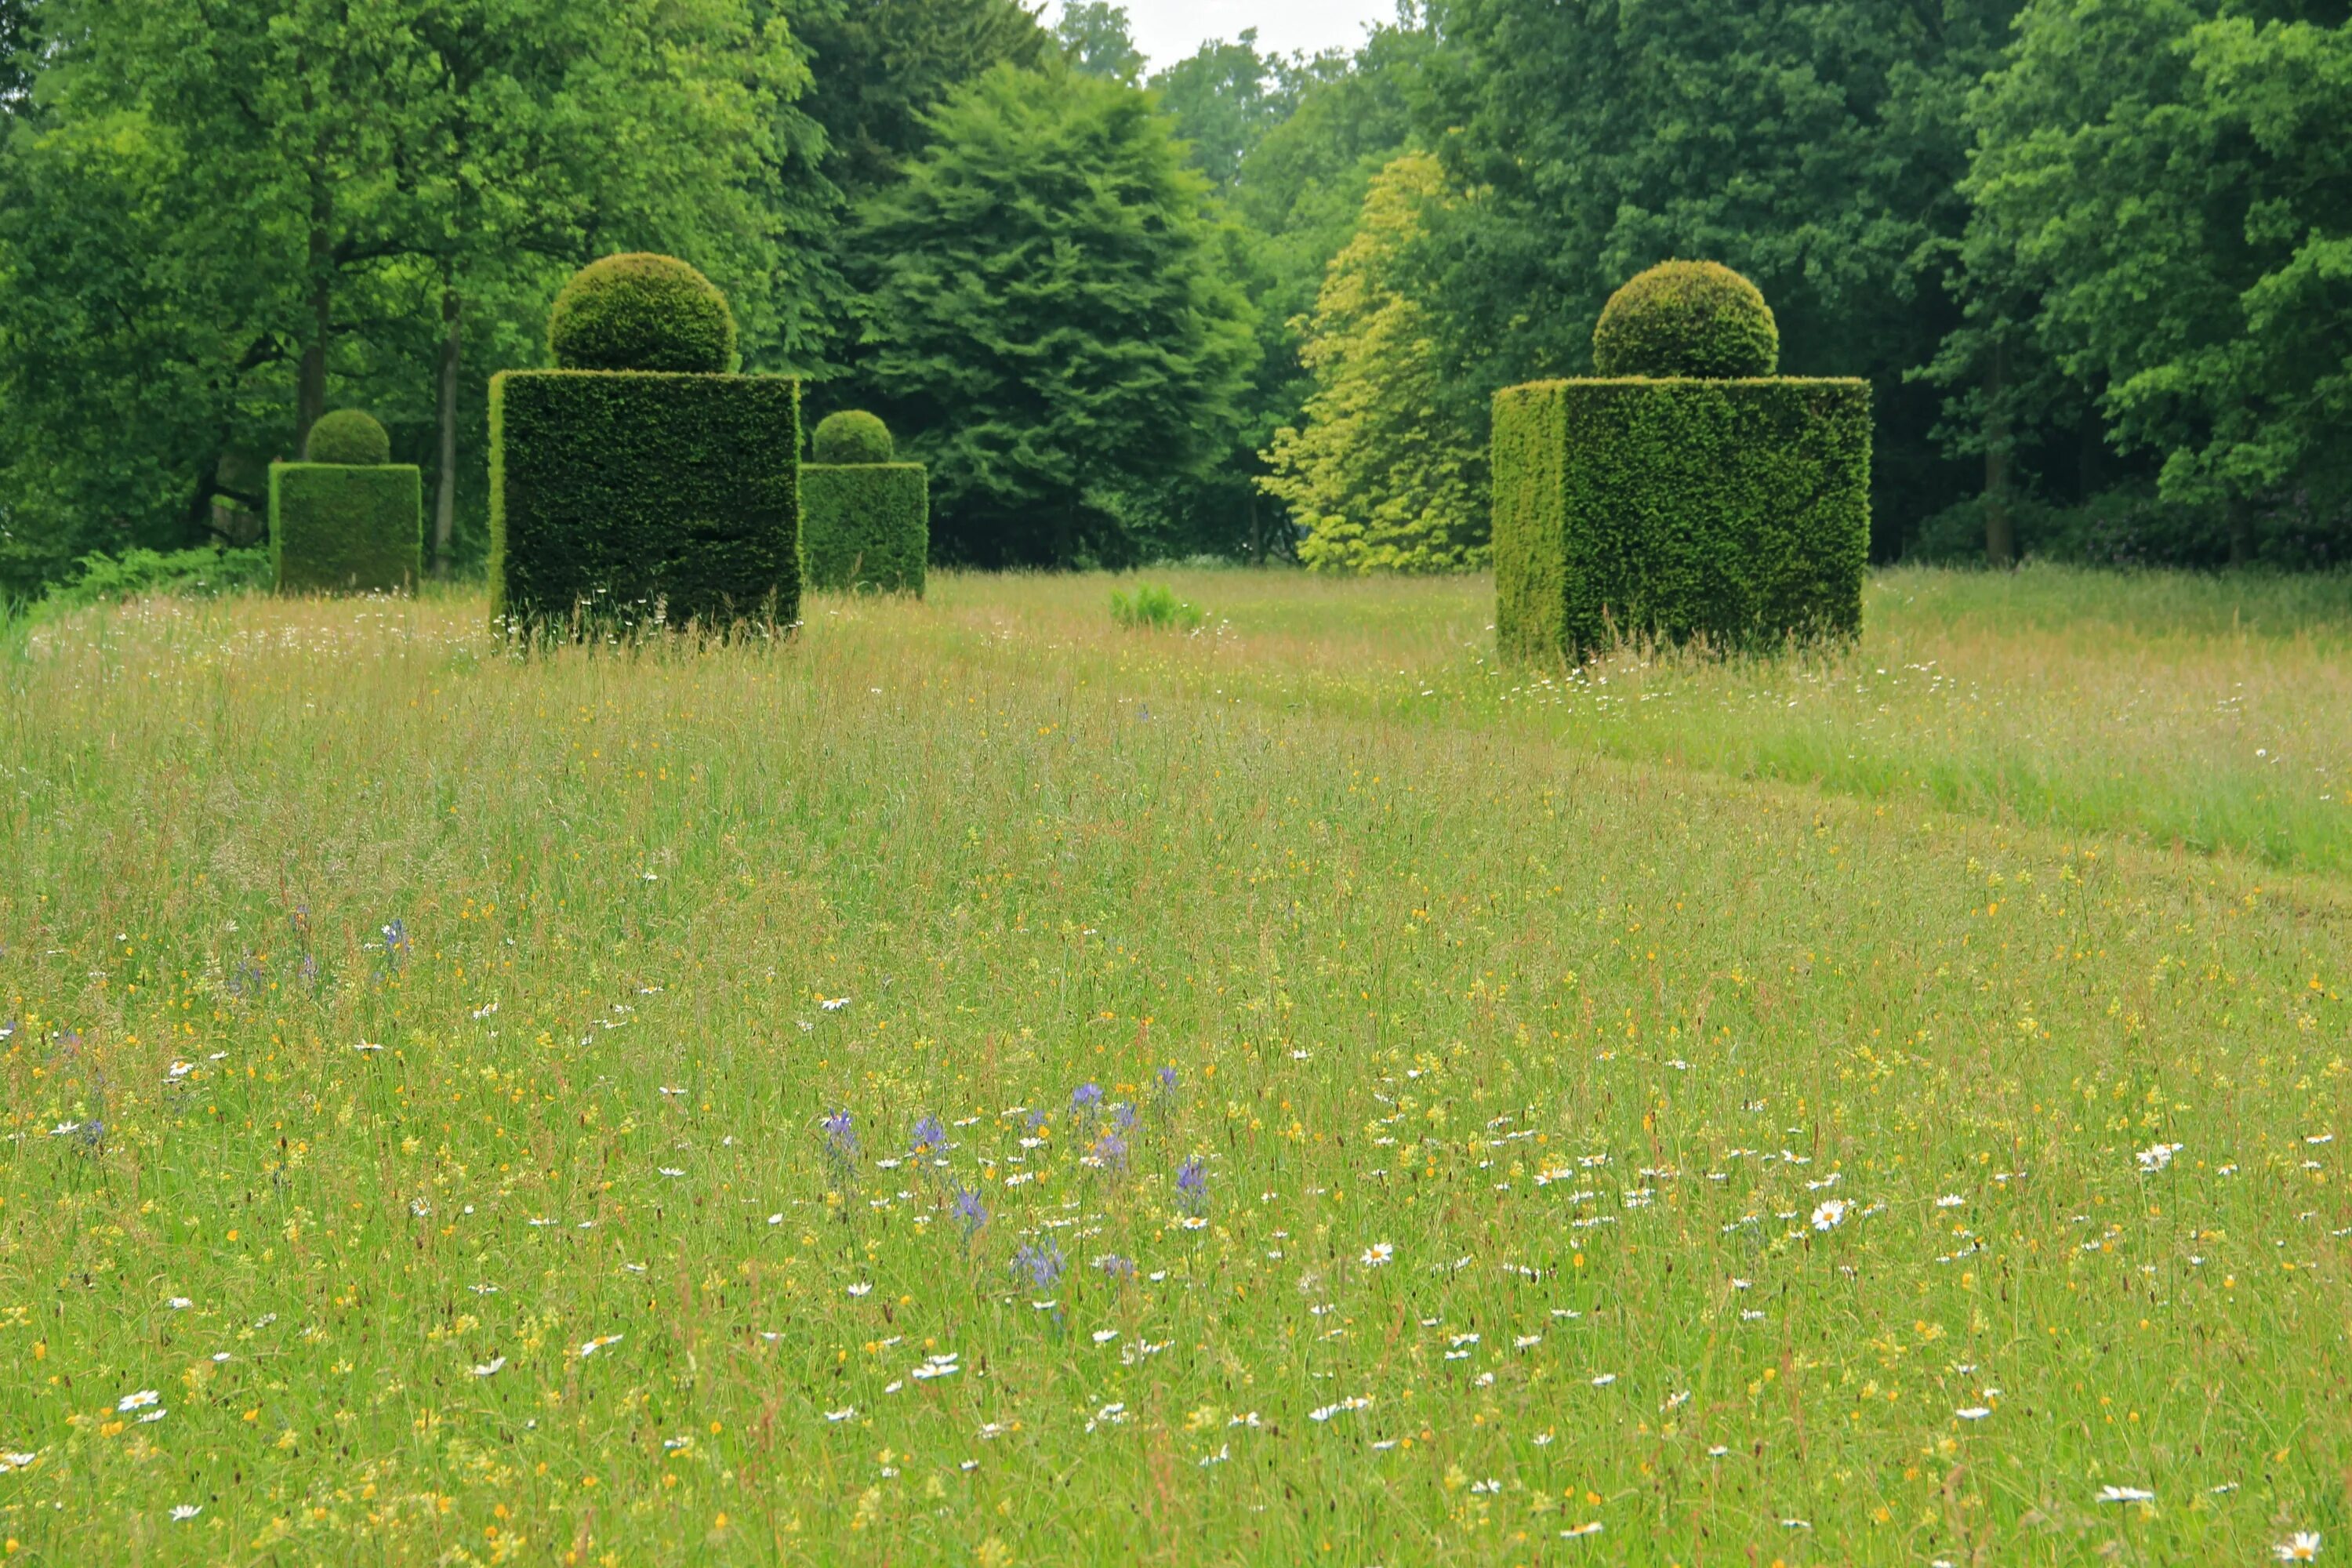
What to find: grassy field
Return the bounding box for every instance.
[0,568,2345,1566]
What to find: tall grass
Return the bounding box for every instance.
[0,579,2342,1564]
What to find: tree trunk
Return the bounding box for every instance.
[296,146,332,448]
[1248,489,1262,566]
[434,281,460,579]
[1984,347,2013,568]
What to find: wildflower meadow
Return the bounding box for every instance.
[0,568,2345,1565]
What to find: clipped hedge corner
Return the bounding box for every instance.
[269,463,423,594]
[489,370,800,633]
[1493,377,1869,661]
[801,463,928,596]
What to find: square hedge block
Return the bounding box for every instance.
[268,463,423,594]
[801,463,928,596]
[1493,377,1870,662]
[489,370,800,633]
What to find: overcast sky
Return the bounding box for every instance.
[1050,1,1399,71]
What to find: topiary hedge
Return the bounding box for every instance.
[801,463,927,596]
[490,370,800,633]
[1590,260,1779,379]
[546,253,738,375]
[270,463,423,594]
[1493,376,1869,660]
[812,409,894,465]
[304,408,393,466]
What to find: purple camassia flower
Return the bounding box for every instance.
[1156,1065,1179,1096]
[1112,1102,1138,1131]
[1175,1157,1207,1210]
[910,1115,947,1152]
[1091,1130,1128,1171]
[822,1110,858,1159]
[1096,1254,1136,1279]
[1071,1083,1103,1114]
[1010,1241,1065,1290]
[953,1187,988,1236]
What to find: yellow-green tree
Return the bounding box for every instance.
[1259,152,1486,573]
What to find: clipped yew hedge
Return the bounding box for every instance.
[1493,376,1870,660]
[269,462,423,594]
[801,463,928,596]
[489,370,800,633]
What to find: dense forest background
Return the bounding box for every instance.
[3,0,2350,593]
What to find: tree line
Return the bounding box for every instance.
[3,0,2348,594]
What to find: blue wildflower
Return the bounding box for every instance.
[910,1114,947,1152]
[1089,1130,1129,1172]
[953,1187,988,1236]
[1010,1241,1065,1291]
[1156,1065,1179,1096]
[1112,1102,1138,1131]
[1175,1157,1207,1211]
[822,1110,858,1160]
[1095,1254,1136,1279]
[1071,1083,1103,1114]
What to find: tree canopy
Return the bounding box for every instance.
[855,63,1255,568]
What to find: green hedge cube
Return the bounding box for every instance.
[801,463,928,596]
[268,463,423,594]
[1493,377,1870,662]
[489,370,800,633]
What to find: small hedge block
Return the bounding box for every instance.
[1494,377,1870,661]
[489,370,800,632]
[801,464,928,595]
[269,463,423,594]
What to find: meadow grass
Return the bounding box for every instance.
[0,574,2344,1566]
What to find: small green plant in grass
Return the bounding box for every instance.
[1110,581,1205,630]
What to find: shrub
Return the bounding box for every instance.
[30,546,269,622]
[1109,582,1204,631]
[1590,261,1778,379]
[1493,377,1869,660]
[489,370,800,633]
[801,463,927,595]
[270,463,423,593]
[304,408,392,466]
[812,410,894,465]
[546,254,737,375]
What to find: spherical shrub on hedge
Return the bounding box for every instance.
[546,253,738,375]
[812,410,894,465]
[1590,260,1779,379]
[304,408,392,466]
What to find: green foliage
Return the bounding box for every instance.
[1591,261,1779,379]
[28,546,269,623]
[1109,580,1204,630]
[0,0,830,601]
[812,409,894,464]
[779,0,1048,201]
[801,463,927,595]
[489,370,800,633]
[303,409,392,466]
[1261,154,1488,573]
[855,64,1254,568]
[1054,2,1144,83]
[270,463,423,593]
[547,253,739,375]
[1945,0,2352,514]
[1149,29,1319,194]
[1419,0,2016,549]
[1494,377,1871,660]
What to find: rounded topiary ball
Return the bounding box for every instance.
[305,408,391,466]
[546,252,737,374]
[812,410,895,465]
[1591,260,1779,379]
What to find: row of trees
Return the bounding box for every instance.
[4,0,2350,589]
